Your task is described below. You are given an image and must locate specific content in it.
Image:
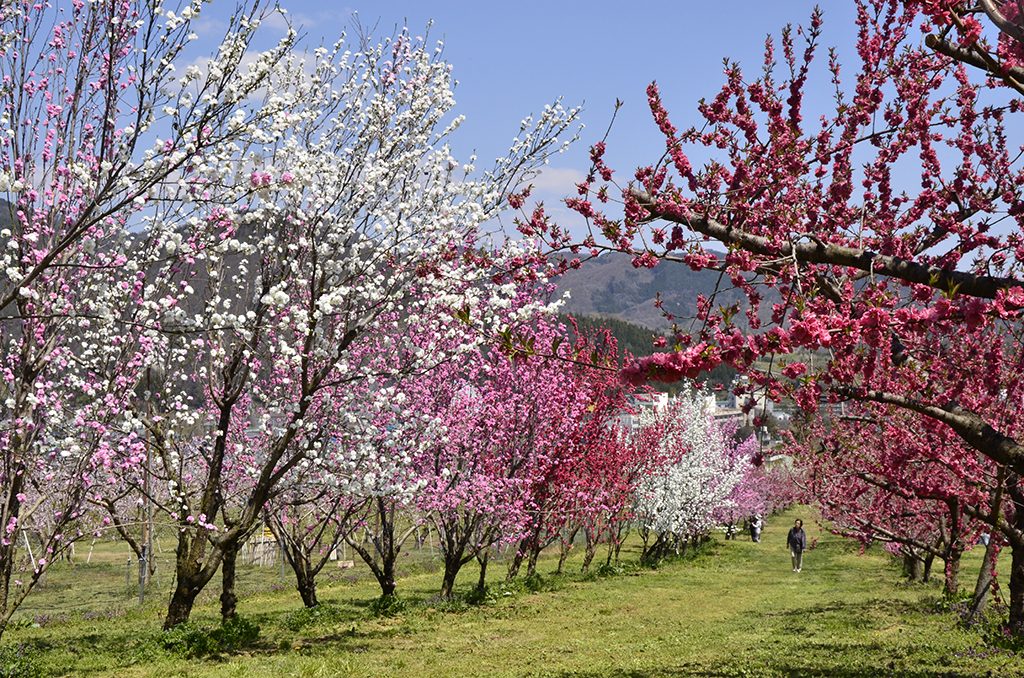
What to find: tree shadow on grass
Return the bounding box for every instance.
[543,663,987,678]
[757,596,928,624]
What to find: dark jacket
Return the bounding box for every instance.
[787,527,806,552]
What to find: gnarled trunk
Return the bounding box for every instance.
[440,552,462,599]
[902,552,923,581]
[164,530,220,629]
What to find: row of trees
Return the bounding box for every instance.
[261,364,796,612]
[515,0,1024,636]
[0,0,801,637]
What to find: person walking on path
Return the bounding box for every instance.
[787,519,807,572]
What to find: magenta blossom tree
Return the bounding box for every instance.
[517,0,1024,634]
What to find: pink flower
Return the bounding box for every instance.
[249,171,272,188]
[782,362,807,379]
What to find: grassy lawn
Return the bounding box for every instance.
[4,509,1021,677]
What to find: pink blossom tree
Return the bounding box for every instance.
[794,404,998,599]
[409,315,628,597]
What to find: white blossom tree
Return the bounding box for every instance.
[0,0,303,639]
[634,392,752,563]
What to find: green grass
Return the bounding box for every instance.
[3,510,1021,677]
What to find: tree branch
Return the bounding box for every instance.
[835,386,1024,472]
[632,189,1022,299]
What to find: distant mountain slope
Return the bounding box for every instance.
[557,313,737,391]
[553,251,745,329]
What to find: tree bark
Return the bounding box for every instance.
[1007,475,1024,634]
[556,526,579,575]
[163,531,219,629]
[220,541,239,621]
[967,537,1001,624]
[476,551,489,593]
[0,465,27,640]
[296,565,319,608]
[581,528,598,573]
[440,554,461,599]
[903,552,923,581]
[1009,541,1024,634]
[944,547,962,597]
[346,534,398,598]
[525,543,541,577]
[506,545,525,580]
[923,552,935,583]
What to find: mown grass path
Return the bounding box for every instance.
[15,510,1024,676]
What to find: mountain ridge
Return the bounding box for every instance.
[553,251,744,329]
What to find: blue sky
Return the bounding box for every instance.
[199,1,863,224]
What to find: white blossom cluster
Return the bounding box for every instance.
[634,392,751,538]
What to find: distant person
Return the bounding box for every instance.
[750,515,763,543]
[787,519,807,572]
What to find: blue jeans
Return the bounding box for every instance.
[791,549,803,571]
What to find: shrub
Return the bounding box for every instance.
[160,616,261,658]
[283,604,346,632]
[368,594,407,618]
[0,644,40,678]
[464,585,498,606]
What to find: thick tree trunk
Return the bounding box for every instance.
[297,567,319,608]
[440,554,461,599]
[379,557,397,597]
[164,531,219,629]
[165,585,201,629]
[220,542,239,621]
[903,552,923,581]
[923,552,935,583]
[967,537,1001,624]
[1009,541,1024,634]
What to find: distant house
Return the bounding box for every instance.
[613,391,669,431]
